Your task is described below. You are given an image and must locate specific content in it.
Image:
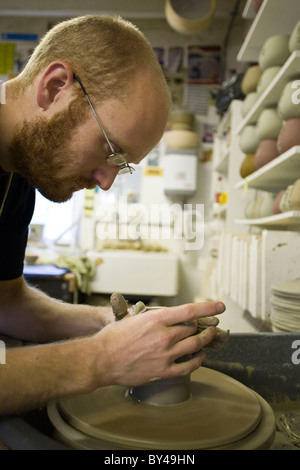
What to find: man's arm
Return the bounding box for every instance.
[0,276,226,416]
[0,276,112,343]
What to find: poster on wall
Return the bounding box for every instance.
[186,45,221,115]
[0,32,38,79]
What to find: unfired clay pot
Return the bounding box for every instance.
[241,66,262,95]
[279,179,300,212]
[256,67,281,95]
[273,190,285,214]
[240,125,260,154]
[258,34,290,70]
[278,81,300,120]
[289,20,300,52]
[240,154,256,178]
[164,129,199,149]
[256,108,282,140]
[242,92,259,121]
[277,118,300,154]
[254,140,279,169]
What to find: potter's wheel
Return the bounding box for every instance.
[47,367,276,450]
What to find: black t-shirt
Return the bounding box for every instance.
[0,169,35,280]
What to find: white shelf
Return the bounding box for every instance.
[214,149,229,175]
[236,211,300,227]
[235,51,300,135]
[242,0,256,19]
[237,0,299,62]
[235,146,300,192]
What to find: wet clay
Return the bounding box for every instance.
[47,294,275,449]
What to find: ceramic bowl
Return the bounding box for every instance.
[256,66,281,95]
[164,129,199,149]
[242,92,259,120]
[240,154,256,178]
[258,35,290,70]
[254,140,279,169]
[289,20,300,52]
[241,65,262,95]
[277,118,300,154]
[240,125,260,154]
[278,81,300,120]
[256,108,283,140]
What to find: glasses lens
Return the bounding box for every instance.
[107,153,127,166]
[118,165,135,175]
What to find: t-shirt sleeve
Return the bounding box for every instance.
[0,173,35,280]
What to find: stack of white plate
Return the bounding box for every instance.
[270,281,300,332]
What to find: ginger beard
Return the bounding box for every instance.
[9,99,95,203]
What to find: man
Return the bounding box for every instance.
[0,15,225,416]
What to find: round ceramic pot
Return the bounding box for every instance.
[254,139,279,169]
[289,20,300,52]
[240,125,260,154]
[256,66,281,95]
[240,154,256,178]
[244,199,256,218]
[164,129,199,149]
[256,108,283,140]
[273,190,285,214]
[171,111,195,131]
[258,34,290,70]
[242,92,259,120]
[254,193,275,218]
[280,179,300,211]
[241,65,262,95]
[277,118,300,154]
[278,81,300,120]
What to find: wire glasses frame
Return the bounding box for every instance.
[73,73,135,175]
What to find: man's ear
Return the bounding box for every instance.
[36,62,74,111]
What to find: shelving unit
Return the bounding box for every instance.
[236,211,300,228]
[235,146,300,192]
[235,51,300,135]
[237,0,299,62]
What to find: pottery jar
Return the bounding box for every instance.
[254,140,279,169]
[277,118,300,154]
[256,66,281,96]
[258,34,290,70]
[278,81,300,120]
[240,125,260,154]
[241,65,262,95]
[240,154,256,178]
[241,92,259,121]
[289,20,300,53]
[256,108,283,140]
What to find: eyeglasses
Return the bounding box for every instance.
[73,73,135,175]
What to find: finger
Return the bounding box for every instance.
[197,316,220,329]
[205,328,230,349]
[157,301,226,326]
[169,350,207,377]
[171,326,217,360]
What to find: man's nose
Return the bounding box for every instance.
[92,167,119,191]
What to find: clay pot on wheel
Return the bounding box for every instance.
[254,140,279,169]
